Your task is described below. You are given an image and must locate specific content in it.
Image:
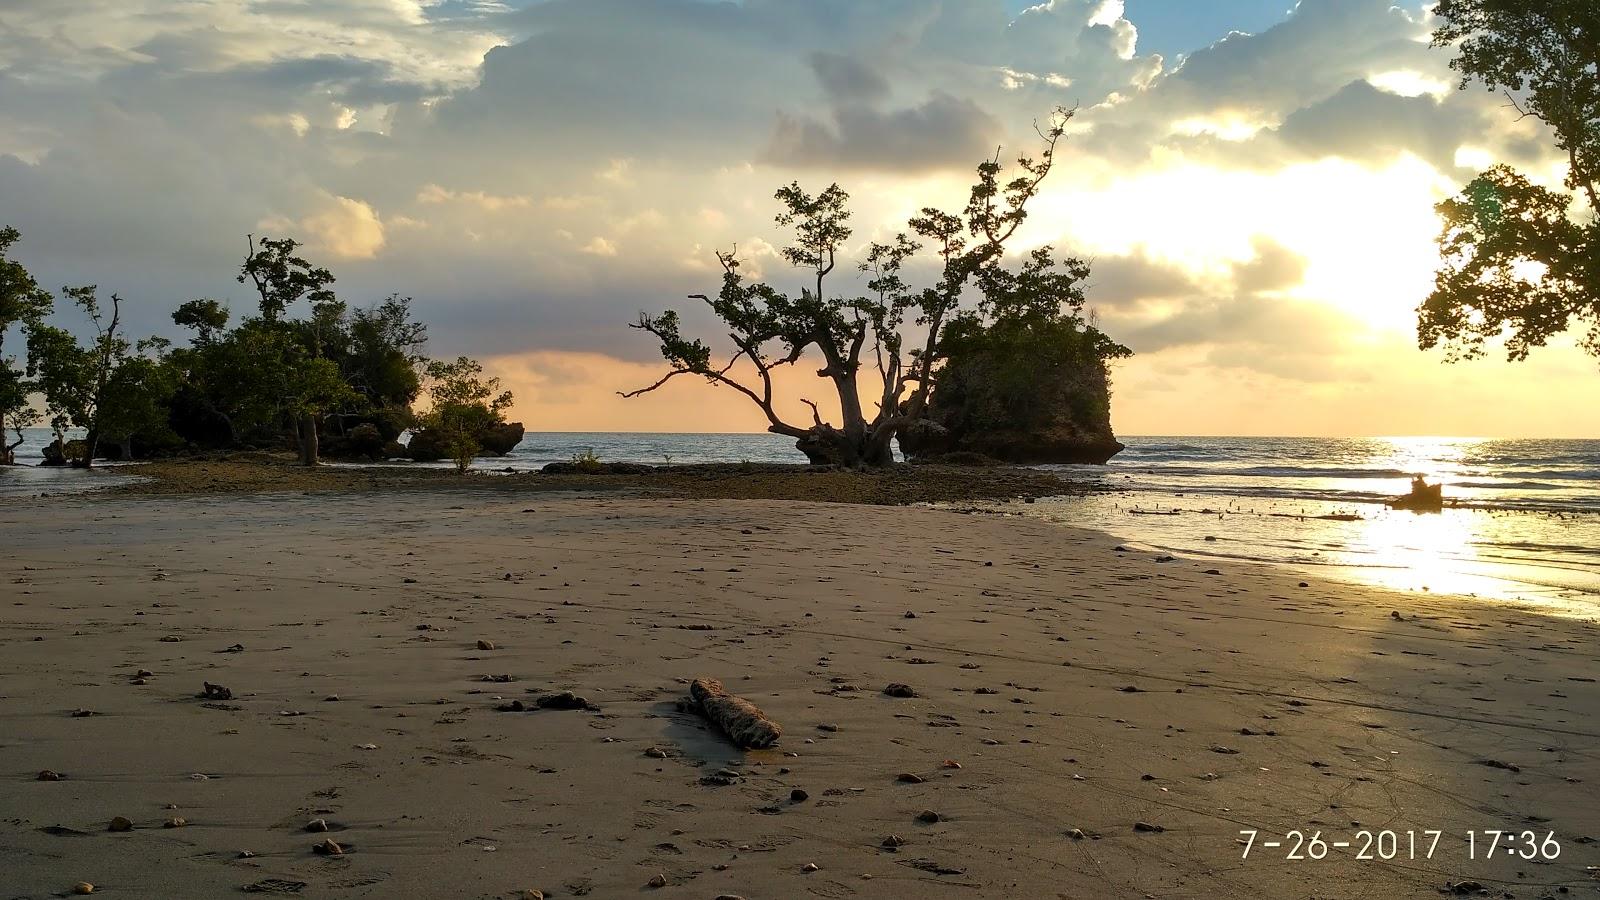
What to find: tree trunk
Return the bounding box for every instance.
[794,424,896,469]
[78,428,99,469]
[299,412,320,467]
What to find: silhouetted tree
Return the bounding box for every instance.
[26,287,131,467]
[415,356,513,473]
[1,227,53,465]
[626,108,1076,468]
[1420,1,1599,362]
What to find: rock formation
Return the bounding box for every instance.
[898,336,1123,465]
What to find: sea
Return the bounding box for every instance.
[5,428,1598,615]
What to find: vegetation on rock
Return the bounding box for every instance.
[626,108,1126,468]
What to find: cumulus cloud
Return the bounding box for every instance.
[0,0,1592,434]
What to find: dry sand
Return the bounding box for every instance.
[2,489,1597,899]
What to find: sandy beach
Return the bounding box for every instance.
[3,484,1598,899]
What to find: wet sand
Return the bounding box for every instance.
[2,490,1597,898]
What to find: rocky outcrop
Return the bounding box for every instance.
[479,422,525,457]
[539,460,655,475]
[898,345,1123,465]
[40,438,88,467]
[405,429,448,462]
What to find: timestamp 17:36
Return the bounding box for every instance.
[1239,829,1562,861]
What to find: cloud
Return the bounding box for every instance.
[293,194,388,260]
[766,92,1001,172]
[1,0,1595,437]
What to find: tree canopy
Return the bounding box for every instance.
[626,108,1127,467]
[1420,0,1600,362]
[1,227,515,470]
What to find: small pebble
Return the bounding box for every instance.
[72,883,94,895]
[163,817,187,828]
[897,773,924,784]
[305,818,329,832]
[916,809,941,823]
[647,873,667,888]
[790,788,808,802]
[801,862,819,873]
[476,640,496,651]
[108,816,133,832]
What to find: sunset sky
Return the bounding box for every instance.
[2,0,1595,437]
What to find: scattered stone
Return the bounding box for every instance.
[883,683,917,698]
[163,817,187,828]
[1444,881,1485,895]
[915,809,941,824]
[942,760,961,769]
[108,816,133,832]
[1067,828,1086,840]
[644,747,668,759]
[72,883,94,895]
[496,700,526,712]
[897,773,925,784]
[533,691,598,711]
[518,891,545,900]
[904,611,916,619]
[790,788,809,802]
[311,839,344,856]
[647,873,668,888]
[1133,821,1164,833]
[237,851,256,859]
[476,640,496,651]
[199,682,233,701]
[801,862,819,873]
[1210,745,1239,755]
[305,818,330,833]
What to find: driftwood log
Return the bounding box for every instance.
[688,677,782,749]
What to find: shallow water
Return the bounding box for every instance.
[1026,436,1600,616]
[6,429,1596,611]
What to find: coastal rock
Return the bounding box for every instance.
[40,439,88,467]
[897,324,1124,464]
[478,422,525,457]
[538,460,656,475]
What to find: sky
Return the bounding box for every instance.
[0,0,1595,438]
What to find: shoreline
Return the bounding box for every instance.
[3,488,1598,897]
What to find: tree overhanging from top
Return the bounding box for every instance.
[1420,0,1600,363]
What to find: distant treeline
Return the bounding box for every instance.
[0,229,515,472]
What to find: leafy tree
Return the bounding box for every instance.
[239,236,337,323]
[172,299,230,344]
[336,294,428,438]
[1,227,53,465]
[931,247,1132,436]
[626,108,1075,468]
[25,286,131,467]
[1420,1,1600,362]
[415,356,513,473]
[235,235,346,465]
